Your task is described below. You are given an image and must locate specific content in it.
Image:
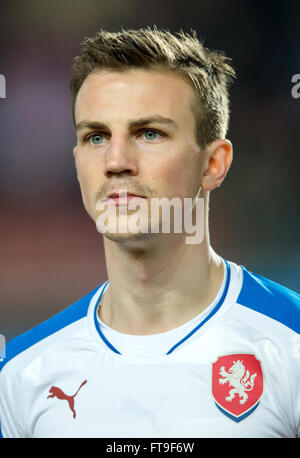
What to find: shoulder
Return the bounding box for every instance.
[0,283,102,374]
[236,264,300,333]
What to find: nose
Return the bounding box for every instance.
[103,134,139,178]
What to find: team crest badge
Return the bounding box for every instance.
[212,354,263,422]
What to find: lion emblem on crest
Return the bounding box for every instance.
[218,359,257,405]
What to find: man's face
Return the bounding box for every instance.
[73,68,207,243]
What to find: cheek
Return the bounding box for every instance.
[76,155,100,189]
[148,154,201,198]
[76,160,100,214]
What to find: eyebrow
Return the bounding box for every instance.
[75,115,177,132]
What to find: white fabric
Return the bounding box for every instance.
[0,260,299,438]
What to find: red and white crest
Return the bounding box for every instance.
[212,354,263,422]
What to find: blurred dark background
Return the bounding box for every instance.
[1,0,299,341]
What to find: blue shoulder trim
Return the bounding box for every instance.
[237,267,300,333]
[0,284,102,373]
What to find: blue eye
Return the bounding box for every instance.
[89,134,104,145]
[143,130,161,141]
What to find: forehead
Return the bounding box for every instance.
[74,68,197,126]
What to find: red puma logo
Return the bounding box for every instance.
[47,380,87,419]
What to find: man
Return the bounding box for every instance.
[0,27,299,438]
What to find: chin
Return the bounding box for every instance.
[102,230,159,246]
[96,212,158,240]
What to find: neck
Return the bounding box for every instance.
[99,227,224,335]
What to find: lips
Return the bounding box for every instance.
[108,192,144,199]
[105,191,146,206]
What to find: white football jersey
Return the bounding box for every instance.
[0,259,299,438]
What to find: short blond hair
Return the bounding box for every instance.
[70,26,236,148]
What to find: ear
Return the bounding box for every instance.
[201,139,233,191]
[73,145,78,159]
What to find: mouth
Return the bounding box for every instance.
[105,191,146,205]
